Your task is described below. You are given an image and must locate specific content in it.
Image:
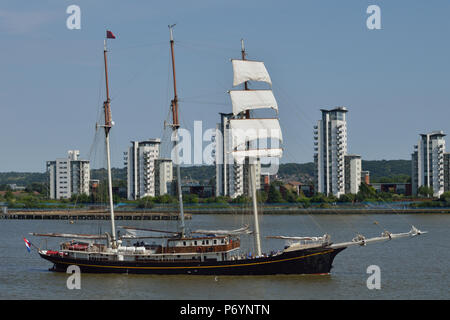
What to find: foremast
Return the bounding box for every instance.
[168,24,186,238]
[102,33,117,248]
[229,40,283,257]
[241,39,262,256]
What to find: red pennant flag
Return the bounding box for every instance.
[106,30,116,39]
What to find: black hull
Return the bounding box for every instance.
[40,247,345,275]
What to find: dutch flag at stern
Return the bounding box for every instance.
[23,238,31,252]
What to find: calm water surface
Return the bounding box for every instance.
[1,214,448,300]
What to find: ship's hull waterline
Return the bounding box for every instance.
[40,247,345,275]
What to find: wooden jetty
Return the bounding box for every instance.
[0,209,192,221]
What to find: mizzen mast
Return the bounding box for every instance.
[168,24,186,238]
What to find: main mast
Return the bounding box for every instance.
[169,24,186,238]
[103,36,117,248]
[241,39,262,256]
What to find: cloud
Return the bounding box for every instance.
[0,9,56,34]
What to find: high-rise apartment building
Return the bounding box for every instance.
[411,131,446,197]
[314,107,348,197]
[125,139,161,200]
[46,150,90,199]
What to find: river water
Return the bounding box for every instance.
[0,214,448,300]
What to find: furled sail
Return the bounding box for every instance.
[119,226,180,234]
[229,90,278,115]
[192,225,251,235]
[266,235,329,241]
[29,232,107,240]
[232,59,272,86]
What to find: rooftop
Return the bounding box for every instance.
[320,106,348,113]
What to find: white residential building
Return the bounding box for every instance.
[214,113,260,198]
[411,131,446,197]
[47,150,90,199]
[154,158,173,196]
[125,139,161,200]
[345,154,362,194]
[314,107,348,197]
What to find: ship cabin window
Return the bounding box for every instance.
[194,241,197,245]
[213,240,217,245]
[206,240,209,245]
[183,241,186,246]
[202,240,205,245]
[221,239,224,244]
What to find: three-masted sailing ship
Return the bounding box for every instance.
[31,28,426,275]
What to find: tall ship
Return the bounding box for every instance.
[31,28,426,275]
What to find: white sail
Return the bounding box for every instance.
[229,118,283,151]
[229,90,278,115]
[232,59,272,86]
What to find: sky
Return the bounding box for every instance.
[1,0,450,172]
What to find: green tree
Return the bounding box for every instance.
[356,183,377,201]
[267,184,283,203]
[183,194,199,204]
[70,193,91,203]
[338,193,356,203]
[284,190,298,203]
[231,195,251,204]
[296,196,310,208]
[137,196,155,208]
[311,193,328,203]
[418,186,434,198]
[256,190,268,203]
[154,194,177,204]
[439,191,450,203]
[25,182,47,194]
[4,190,14,201]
